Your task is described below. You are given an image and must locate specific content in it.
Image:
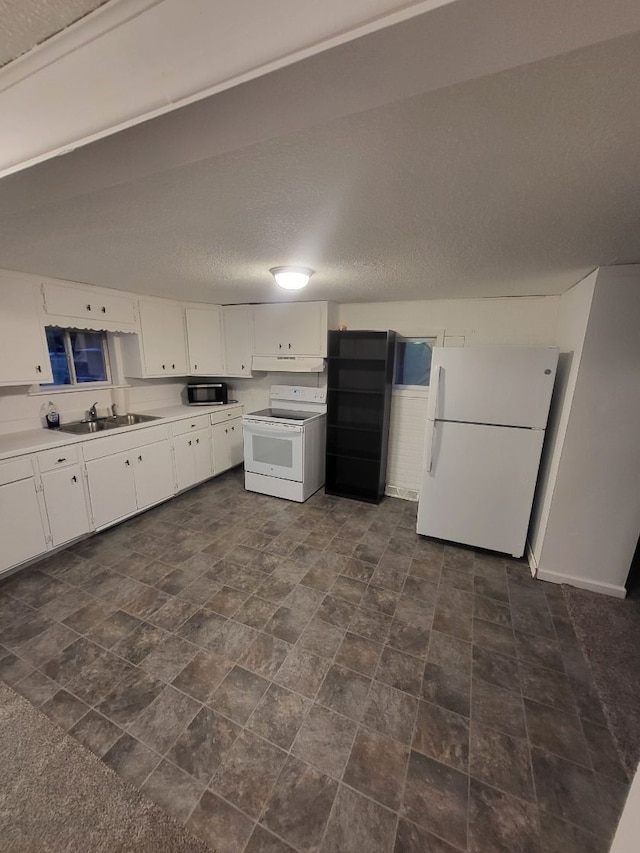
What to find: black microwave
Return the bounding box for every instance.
[187,382,228,406]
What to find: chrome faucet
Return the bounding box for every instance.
[88,402,99,421]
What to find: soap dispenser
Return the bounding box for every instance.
[45,401,60,430]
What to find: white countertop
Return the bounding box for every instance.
[0,403,243,462]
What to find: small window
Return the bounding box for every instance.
[43,327,111,386]
[394,337,436,389]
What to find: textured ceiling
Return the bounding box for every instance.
[0,27,639,303]
[0,0,107,66]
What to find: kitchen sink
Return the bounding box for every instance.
[57,413,160,434]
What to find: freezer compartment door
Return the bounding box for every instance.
[417,421,545,557]
[431,346,558,428]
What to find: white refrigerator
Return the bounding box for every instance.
[416,346,559,558]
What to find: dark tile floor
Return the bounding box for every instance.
[0,468,630,853]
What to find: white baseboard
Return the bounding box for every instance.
[536,568,627,599]
[385,485,418,501]
[525,540,538,577]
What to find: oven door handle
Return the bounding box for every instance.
[243,424,303,439]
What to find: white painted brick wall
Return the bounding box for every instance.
[386,391,429,498]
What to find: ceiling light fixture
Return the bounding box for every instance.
[270,266,314,291]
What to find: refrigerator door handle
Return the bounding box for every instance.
[423,418,437,473]
[427,365,441,422]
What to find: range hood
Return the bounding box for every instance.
[251,356,325,373]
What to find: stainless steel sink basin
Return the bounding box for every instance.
[110,413,160,426]
[57,413,160,434]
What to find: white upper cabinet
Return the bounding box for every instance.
[122,297,188,378]
[185,305,224,375]
[222,305,253,377]
[253,302,329,357]
[0,277,53,386]
[42,282,136,331]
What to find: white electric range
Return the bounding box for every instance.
[242,385,327,502]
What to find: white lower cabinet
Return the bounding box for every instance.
[1,405,243,573]
[86,440,175,528]
[0,477,48,572]
[212,417,243,474]
[173,428,212,491]
[133,440,175,509]
[41,464,91,547]
[86,451,138,529]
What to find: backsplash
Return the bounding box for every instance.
[0,378,185,435]
[0,371,325,435]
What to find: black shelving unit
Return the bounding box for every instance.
[325,330,396,503]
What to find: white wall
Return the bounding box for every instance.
[0,376,185,435]
[536,266,640,596]
[338,296,560,495]
[529,272,596,562]
[610,762,640,853]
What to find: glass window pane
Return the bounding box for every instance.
[395,339,433,386]
[45,327,71,385]
[70,331,108,383]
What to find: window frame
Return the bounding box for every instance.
[393,330,444,395]
[40,326,112,390]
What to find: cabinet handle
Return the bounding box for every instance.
[288,343,292,349]
[194,364,197,370]
[195,438,199,444]
[57,457,67,463]
[279,343,282,349]
[138,455,142,462]
[125,459,130,466]
[191,423,196,428]
[36,365,42,373]
[241,364,245,370]
[162,364,166,370]
[188,440,192,446]
[172,363,175,369]
[231,426,235,431]
[86,304,91,311]
[71,475,77,483]
[225,428,228,433]
[101,306,106,313]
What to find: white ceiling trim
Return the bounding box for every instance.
[0,0,456,178]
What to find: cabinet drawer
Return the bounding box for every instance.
[210,406,243,426]
[82,424,171,461]
[0,456,35,486]
[37,445,81,472]
[172,414,210,436]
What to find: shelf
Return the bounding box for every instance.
[327,422,382,433]
[328,387,385,395]
[326,450,379,462]
[325,486,380,504]
[326,329,395,504]
[327,357,386,363]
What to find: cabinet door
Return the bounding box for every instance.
[253,304,286,355]
[134,440,175,509]
[41,465,91,547]
[43,283,135,326]
[253,302,326,356]
[192,429,213,484]
[174,430,211,491]
[173,433,196,492]
[211,421,232,474]
[223,306,253,375]
[286,303,325,355]
[86,452,137,528]
[0,280,52,385]
[139,300,188,376]
[227,418,244,468]
[0,478,48,572]
[186,306,224,375]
